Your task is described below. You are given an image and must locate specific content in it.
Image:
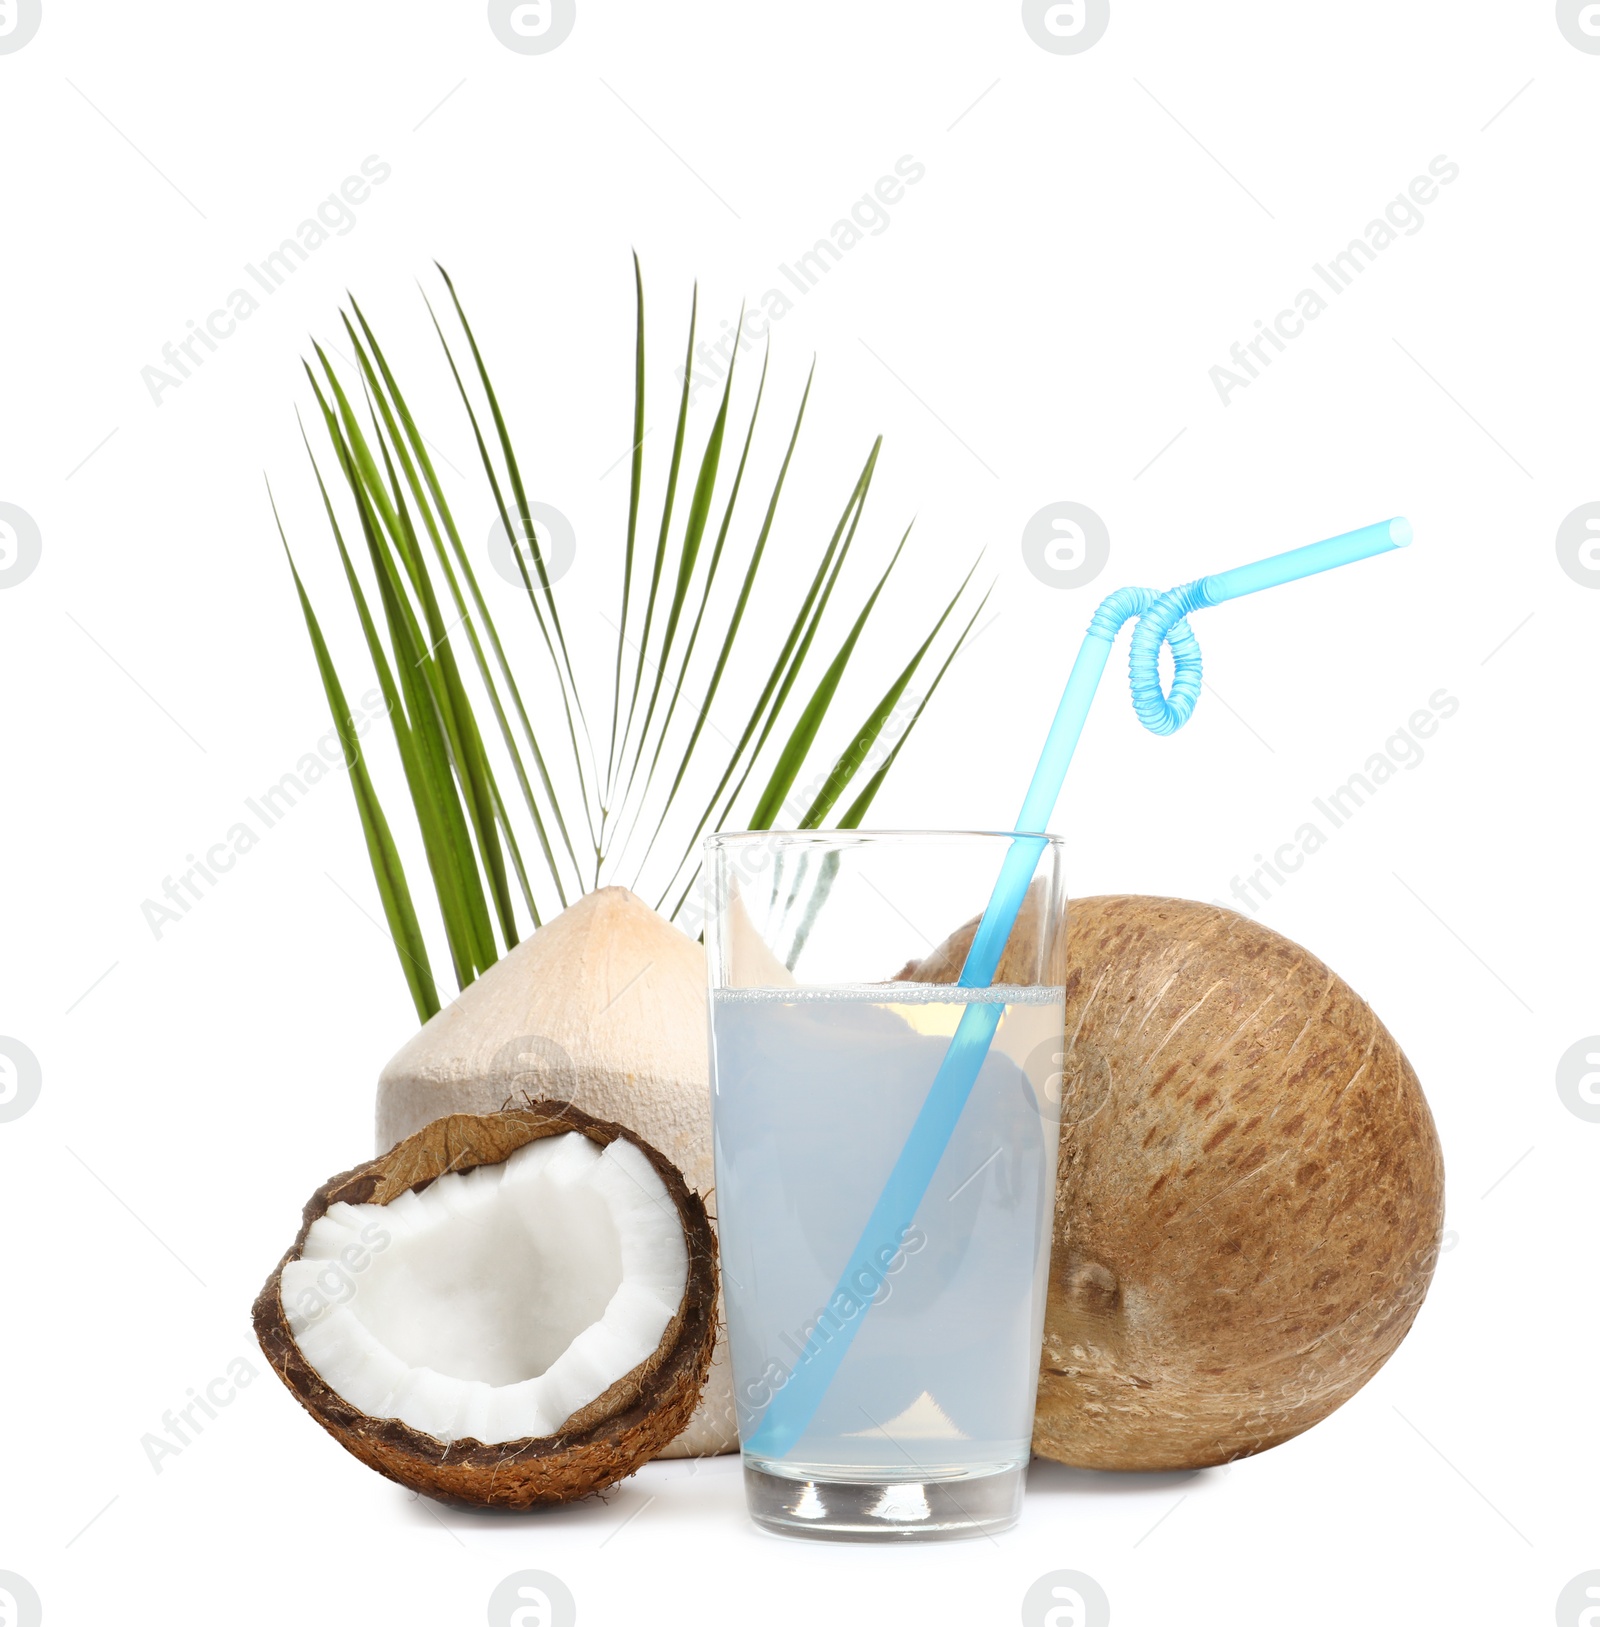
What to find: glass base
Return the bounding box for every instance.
[743,1462,1024,1542]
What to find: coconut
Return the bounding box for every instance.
[375,888,737,1458]
[252,1101,717,1507]
[907,893,1445,1470]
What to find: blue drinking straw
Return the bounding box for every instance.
[744,517,1412,1461]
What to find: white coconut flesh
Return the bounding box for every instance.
[280,1132,688,1445]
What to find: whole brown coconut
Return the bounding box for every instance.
[252,1102,717,1508]
[909,894,1444,1470]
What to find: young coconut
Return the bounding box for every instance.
[252,1102,717,1508]
[374,887,738,1458]
[907,893,1445,1471]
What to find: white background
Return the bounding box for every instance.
[2,2,1596,1623]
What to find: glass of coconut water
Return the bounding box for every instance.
[704,830,1067,1540]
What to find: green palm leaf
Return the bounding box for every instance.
[307,370,495,983]
[274,263,987,1009]
[347,297,572,915]
[612,285,698,826]
[268,484,439,1021]
[605,252,649,819]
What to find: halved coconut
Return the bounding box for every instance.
[252,1102,717,1507]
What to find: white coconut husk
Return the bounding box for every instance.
[376,887,738,1458]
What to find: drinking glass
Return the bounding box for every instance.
[704,830,1068,1540]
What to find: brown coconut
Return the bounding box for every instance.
[252,1101,717,1508]
[908,893,1445,1470]
[375,887,738,1457]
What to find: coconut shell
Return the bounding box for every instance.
[252,1101,718,1508]
[908,894,1445,1471]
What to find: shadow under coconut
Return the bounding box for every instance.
[1026,1459,1218,1499]
[389,1455,1215,1536]
[388,1452,745,1536]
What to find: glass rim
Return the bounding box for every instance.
[705,827,1064,849]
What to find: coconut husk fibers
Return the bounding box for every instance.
[908,894,1445,1471]
[252,1101,718,1507]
